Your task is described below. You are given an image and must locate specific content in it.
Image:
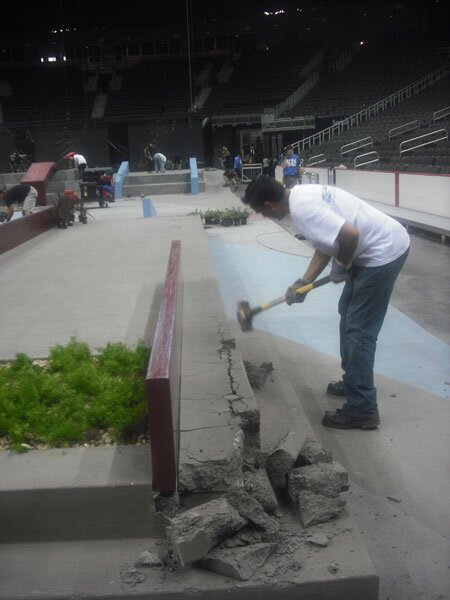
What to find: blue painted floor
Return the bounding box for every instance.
[209,239,450,399]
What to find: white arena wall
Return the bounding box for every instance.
[334,168,450,219]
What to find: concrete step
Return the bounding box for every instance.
[0,172,24,187]
[51,168,79,182]
[0,512,378,599]
[0,445,160,543]
[124,170,205,186]
[123,181,206,196]
[46,180,80,194]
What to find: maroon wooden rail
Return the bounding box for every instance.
[146,241,182,493]
[0,208,54,256]
[21,162,57,206]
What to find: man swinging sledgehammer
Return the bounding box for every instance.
[241,176,410,431]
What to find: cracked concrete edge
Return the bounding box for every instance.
[178,317,261,494]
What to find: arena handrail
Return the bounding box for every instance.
[292,63,450,154]
[388,120,420,141]
[433,106,450,122]
[399,129,448,156]
[341,137,373,156]
[354,151,379,169]
[308,153,326,166]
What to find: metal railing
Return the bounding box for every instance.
[433,106,450,122]
[241,164,262,183]
[388,120,420,140]
[341,137,373,156]
[271,71,320,119]
[399,129,448,155]
[292,63,450,154]
[354,151,379,168]
[308,153,326,166]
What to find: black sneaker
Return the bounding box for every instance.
[322,409,380,430]
[326,380,346,397]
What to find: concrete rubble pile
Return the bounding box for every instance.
[267,434,349,528]
[148,437,348,581]
[161,469,282,581]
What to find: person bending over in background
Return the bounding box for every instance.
[2,184,38,221]
[154,152,167,173]
[242,176,410,431]
[66,153,87,179]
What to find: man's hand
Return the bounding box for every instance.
[286,278,309,305]
[330,259,351,283]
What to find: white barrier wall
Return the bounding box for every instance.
[305,167,329,185]
[335,169,396,206]
[399,174,450,218]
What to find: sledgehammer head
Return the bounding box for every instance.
[237,300,253,332]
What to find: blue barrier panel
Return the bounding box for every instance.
[142,197,157,218]
[114,161,130,200]
[189,157,199,195]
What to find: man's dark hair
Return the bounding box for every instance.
[242,175,285,211]
[286,144,293,150]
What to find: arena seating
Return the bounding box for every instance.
[284,43,444,118]
[300,77,450,174]
[104,61,192,121]
[0,66,93,125]
[202,45,319,115]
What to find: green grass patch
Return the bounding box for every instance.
[0,338,150,452]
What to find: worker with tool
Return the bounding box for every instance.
[240,176,410,430]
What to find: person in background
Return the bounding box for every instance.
[9,151,28,173]
[234,153,243,181]
[144,143,154,172]
[222,147,232,186]
[2,184,38,221]
[281,145,301,189]
[66,153,87,179]
[154,152,167,173]
[262,156,271,176]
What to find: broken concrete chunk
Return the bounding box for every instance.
[166,498,247,567]
[327,561,340,574]
[288,461,349,502]
[297,491,346,527]
[178,428,244,494]
[243,469,279,515]
[197,542,277,581]
[227,490,280,541]
[305,533,329,547]
[244,361,274,390]
[135,551,163,568]
[265,431,304,488]
[298,436,333,466]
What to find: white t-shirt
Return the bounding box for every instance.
[289,185,410,267]
[154,153,166,162]
[73,154,87,167]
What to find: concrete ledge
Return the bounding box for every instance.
[0,445,161,543]
[0,207,54,256]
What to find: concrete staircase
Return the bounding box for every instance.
[122,169,205,197]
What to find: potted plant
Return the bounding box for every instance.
[220,209,233,227]
[240,207,251,225]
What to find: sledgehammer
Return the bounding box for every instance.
[237,275,331,332]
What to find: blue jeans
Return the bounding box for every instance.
[339,249,409,417]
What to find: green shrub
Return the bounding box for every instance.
[0,339,150,451]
